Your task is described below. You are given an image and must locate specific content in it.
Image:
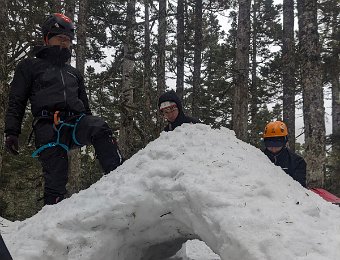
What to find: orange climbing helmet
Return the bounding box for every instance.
[263,121,288,138]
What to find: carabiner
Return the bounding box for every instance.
[53,111,61,126]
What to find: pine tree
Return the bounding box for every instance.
[232,0,251,141]
[298,0,326,188]
[282,0,296,150]
[119,0,137,159]
[176,0,185,100]
[319,0,340,194]
[248,0,282,147]
[192,0,203,118]
[67,0,86,196]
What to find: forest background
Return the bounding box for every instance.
[0,0,339,221]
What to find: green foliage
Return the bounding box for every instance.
[79,146,103,189]
[1,135,43,220]
[248,0,283,146]
[319,0,340,194]
[248,106,273,148]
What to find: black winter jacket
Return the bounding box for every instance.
[5,46,91,136]
[264,147,307,187]
[158,90,199,131]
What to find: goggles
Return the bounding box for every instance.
[160,105,178,115]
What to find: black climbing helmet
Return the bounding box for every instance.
[41,13,75,40]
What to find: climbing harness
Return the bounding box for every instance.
[31,111,85,158]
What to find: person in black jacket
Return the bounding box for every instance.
[158,90,199,131]
[263,121,307,187]
[4,13,123,205]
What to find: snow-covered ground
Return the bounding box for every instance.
[1,124,340,260]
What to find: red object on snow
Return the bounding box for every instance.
[310,188,340,205]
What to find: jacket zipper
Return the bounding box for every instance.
[60,69,67,107]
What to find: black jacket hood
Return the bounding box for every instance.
[158,90,199,131]
[158,90,184,114]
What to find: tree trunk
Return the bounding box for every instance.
[67,0,86,195]
[282,0,296,151]
[249,0,258,146]
[330,4,340,193]
[48,0,62,13]
[75,0,87,73]
[176,0,185,100]
[298,0,326,188]
[0,0,8,176]
[142,0,153,144]
[192,0,203,118]
[0,0,9,216]
[119,0,136,159]
[232,0,251,142]
[64,0,75,19]
[157,0,167,95]
[156,0,167,132]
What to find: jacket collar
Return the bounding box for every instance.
[33,45,71,65]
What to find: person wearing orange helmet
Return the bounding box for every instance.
[263,121,306,187]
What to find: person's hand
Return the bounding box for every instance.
[5,135,19,155]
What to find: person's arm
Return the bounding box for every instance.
[5,60,32,136]
[77,72,92,115]
[294,156,307,188]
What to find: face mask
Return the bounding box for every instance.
[59,47,72,63]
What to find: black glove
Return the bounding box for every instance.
[5,135,19,155]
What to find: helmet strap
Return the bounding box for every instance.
[283,136,289,147]
[44,34,49,45]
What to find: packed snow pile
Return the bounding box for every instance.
[184,240,221,260]
[1,124,340,260]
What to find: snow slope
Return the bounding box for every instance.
[1,124,340,260]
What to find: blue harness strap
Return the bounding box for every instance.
[32,114,85,158]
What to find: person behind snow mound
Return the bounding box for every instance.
[4,13,123,205]
[158,90,199,131]
[263,121,307,187]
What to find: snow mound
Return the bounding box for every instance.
[2,124,340,260]
[185,240,220,260]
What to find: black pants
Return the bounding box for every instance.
[0,234,12,260]
[34,115,123,205]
